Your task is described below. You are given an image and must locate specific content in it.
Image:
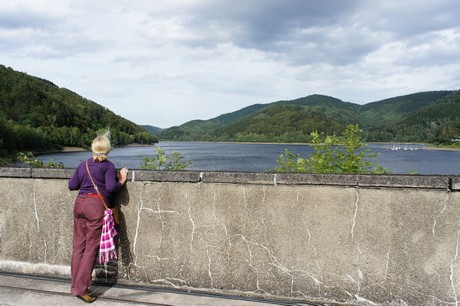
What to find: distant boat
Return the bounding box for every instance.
[386,143,427,151]
[389,143,400,150]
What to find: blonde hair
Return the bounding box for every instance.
[92,134,112,162]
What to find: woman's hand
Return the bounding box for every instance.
[118,167,128,184]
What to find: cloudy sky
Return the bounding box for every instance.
[1,0,459,128]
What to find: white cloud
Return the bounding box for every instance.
[0,0,459,128]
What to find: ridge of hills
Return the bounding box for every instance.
[1,63,460,162]
[142,125,163,135]
[159,90,460,143]
[0,64,158,159]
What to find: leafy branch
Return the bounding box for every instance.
[275,124,388,174]
[140,147,192,170]
[17,152,64,168]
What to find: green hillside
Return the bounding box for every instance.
[142,125,163,134]
[209,95,360,142]
[0,65,157,159]
[159,91,458,143]
[367,90,460,143]
[159,95,361,142]
[158,103,266,141]
[358,91,454,127]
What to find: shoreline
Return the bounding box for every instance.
[425,145,460,151]
[55,142,460,153]
[158,140,460,151]
[61,143,155,153]
[62,146,87,152]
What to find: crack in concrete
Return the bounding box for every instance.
[399,299,409,306]
[132,185,145,266]
[206,248,214,287]
[385,247,391,281]
[211,191,218,220]
[301,192,324,296]
[354,295,378,305]
[262,186,266,207]
[239,234,267,294]
[144,254,169,261]
[349,188,363,295]
[150,278,186,287]
[238,233,321,297]
[32,182,40,233]
[450,222,460,306]
[211,190,231,259]
[187,191,196,251]
[142,206,181,216]
[429,295,455,305]
[141,194,182,251]
[156,198,164,250]
[433,194,450,237]
[43,240,47,263]
[306,226,323,294]
[351,187,359,240]
[242,186,248,209]
[32,181,48,262]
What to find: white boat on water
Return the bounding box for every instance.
[386,143,427,151]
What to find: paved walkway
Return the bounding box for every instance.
[0,272,323,306]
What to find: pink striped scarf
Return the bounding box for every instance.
[98,209,118,264]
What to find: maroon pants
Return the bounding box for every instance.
[71,195,105,296]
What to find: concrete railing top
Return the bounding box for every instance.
[1,167,460,191]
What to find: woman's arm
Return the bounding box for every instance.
[68,164,82,190]
[105,163,128,193]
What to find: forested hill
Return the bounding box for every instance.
[142,125,163,134]
[159,90,459,143]
[159,95,362,142]
[364,90,460,143]
[0,65,157,159]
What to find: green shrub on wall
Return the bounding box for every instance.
[275,124,388,174]
[140,147,192,171]
[16,152,64,168]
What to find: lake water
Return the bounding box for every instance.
[36,142,460,175]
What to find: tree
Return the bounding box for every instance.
[16,152,64,168]
[275,124,387,174]
[140,147,192,170]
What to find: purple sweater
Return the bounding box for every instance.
[68,158,123,204]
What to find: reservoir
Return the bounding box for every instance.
[34,142,460,175]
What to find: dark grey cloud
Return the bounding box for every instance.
[161,0,364,50]
[205,0,361,46]
[148,0,459,67]
[362,1,460,38]
[141,1,381,66]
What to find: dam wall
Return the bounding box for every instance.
[0,167,459,305]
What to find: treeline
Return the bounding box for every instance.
[0,65,157,159]
[159,91,460,144]
[365,91,460,143]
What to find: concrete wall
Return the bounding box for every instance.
[1,167,460,305]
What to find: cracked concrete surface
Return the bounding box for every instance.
[1,173,460,305]
[113,182,460,305]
